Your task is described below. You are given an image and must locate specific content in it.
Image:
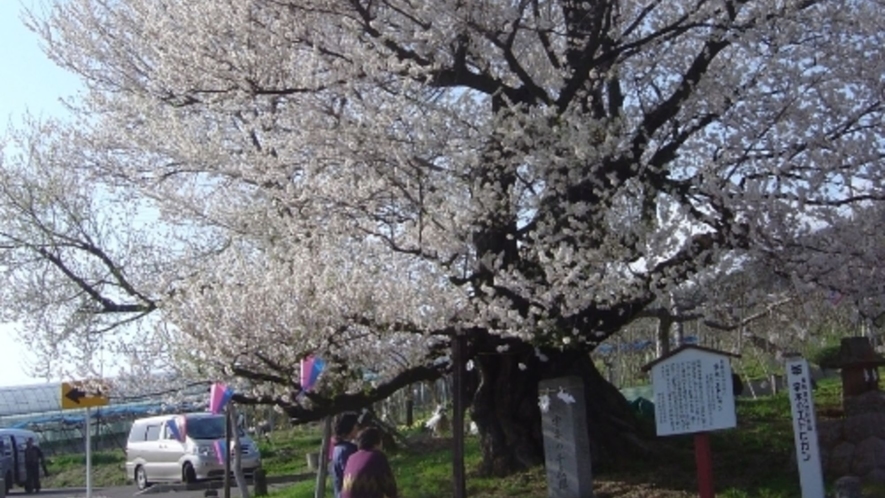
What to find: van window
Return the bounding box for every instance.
[162,424,179,440]
[145,425,161,441]
[186,417,225,440]
[128,424,146,442]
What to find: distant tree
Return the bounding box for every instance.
[769,205,885,322]
[1,0,883,475]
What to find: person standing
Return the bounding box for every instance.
[341,427,397,498]
[331,412,361,498]
[24,437,48,493]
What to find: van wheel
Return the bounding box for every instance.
[182,462,197,484]
[135,465,150,490]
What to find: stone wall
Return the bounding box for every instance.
[817,392,885,486]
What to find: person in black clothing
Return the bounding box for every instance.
[24,437,48,493]
[331,412,361,498]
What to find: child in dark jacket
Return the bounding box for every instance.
[331,412,361,498]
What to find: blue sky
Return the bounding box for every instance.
[1,0,82,386]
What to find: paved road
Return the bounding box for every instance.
[4,475,307,498]
[3,472,311,498]
[6,486,210,498]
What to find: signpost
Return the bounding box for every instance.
[61,382,110,410]
[785,356,825,498]
[60,381,109,498]
[642,345,739,498]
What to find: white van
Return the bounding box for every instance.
[125,413,261,490]
[0,428,42,493]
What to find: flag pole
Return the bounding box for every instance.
[86,407,93,498]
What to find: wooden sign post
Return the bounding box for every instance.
[694,432,714,498]
[642,346,740,498]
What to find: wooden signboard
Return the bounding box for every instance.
[645,346,737,437]
[642,345,740,498]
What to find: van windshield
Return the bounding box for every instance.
[186,417,226,440]
[186,416,245,440]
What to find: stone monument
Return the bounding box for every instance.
[820,337,885,402]
[810,337,885,487]
[539,376,594,498]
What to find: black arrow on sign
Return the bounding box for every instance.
[65,388,87,404]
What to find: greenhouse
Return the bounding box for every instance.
[0,379,208,455]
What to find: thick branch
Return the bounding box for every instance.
[232,364,445,423]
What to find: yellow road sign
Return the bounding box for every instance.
[61,381,109,410]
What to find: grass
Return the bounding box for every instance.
[43,451,129,488]
[37,377,883,497]
[272,435,550,497]
[255,429,324,476]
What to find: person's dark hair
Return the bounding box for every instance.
[334,412,360,438]
[357,427,382,450]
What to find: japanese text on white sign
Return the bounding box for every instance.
[786,357,824,498]
[651,349,736,436]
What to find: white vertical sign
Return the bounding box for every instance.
[785,357,824,498]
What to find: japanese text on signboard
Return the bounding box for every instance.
[651,351,736,436]
[790,364,814,462]
[785,357,825,498]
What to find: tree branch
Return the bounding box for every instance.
[232,363,445,423]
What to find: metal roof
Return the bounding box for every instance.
[0,377,210,418]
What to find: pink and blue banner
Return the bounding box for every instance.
[213,439,228,465]
[167,415,187,442]
[209,383,235,414]
[299,356,326,392]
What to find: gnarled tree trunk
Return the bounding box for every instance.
[468,337,649,477]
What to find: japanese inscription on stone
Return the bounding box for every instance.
[650,348,736,436]
[539,376,595,498]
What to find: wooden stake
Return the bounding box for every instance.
[452,333,466,498]
[694,432,714,498]
[314,417,332,498]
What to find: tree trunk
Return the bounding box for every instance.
[468,338,649,477]
[670,293,685,347]
[656,316,673,358]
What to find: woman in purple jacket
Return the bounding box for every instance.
[341,427,398,498]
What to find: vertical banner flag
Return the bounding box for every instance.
[209,383,235,414]
[213,439,228,465]
[300,356,326,392]
[167,415,187,442]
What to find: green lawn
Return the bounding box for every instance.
[43,452,129,488]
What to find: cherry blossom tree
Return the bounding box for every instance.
[0,121,163,379]
[2,0,883,474]
[761,203,885,330]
